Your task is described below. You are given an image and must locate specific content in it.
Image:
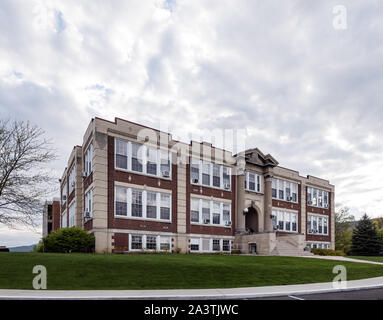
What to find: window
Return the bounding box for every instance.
[61,182,67,205]
[272,178,298,202]
[272,179,277,198]
[115,139,171,179]
[308,187,329,208]
[190,238,200,251]
[212,202,220,225]
[308,215,328,235]
[213,164,221,188]
[131,142,143,172]
[146,236,157,250]
[115,187,128,216]
[84,143,93,175]
[223,203,231,225]
[191,198,200,223]
[223,240,230,252]
[160,194,171,220]
[61,211,67,228]
[146,192,157,219]
[190,159,231,190]
[115,139,128,169]
[84,189,93,219]
[223,167,231,189]
[131,235,142,250]
[202,200,210,223]
[160,237,171,251]
[202,238,210,251]
[273,209,298,232]
[69,165,75,194]
[160,149,171,177]
[212,239,220,251]
[68,202,75,227]
[202,162,210,186]
[191,198,231,227]
[245,171,261,192]
[146,146,157,175]
[131,189,143,217]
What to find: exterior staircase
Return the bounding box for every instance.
[271,236,313,256]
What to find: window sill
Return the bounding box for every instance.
[114,215,172,223]
[307,205,329,210]
[245,189,264,195]
[190,222,232,228]
[272,198,299,204]
[115,167,172,181]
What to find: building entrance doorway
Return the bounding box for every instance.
[249,243,257,254]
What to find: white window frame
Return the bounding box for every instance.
[272,209,298,233]
[61,182,67,205]
[114,186,172,222]
[190,157,232,191]
[114,138,172,180]
[307,214,329,235]
[84,188,93,219]
[190,197,231,227]
[68,165,76,194]
[272,178,298,203]
[189,238,232,253]
[61,211,67,228]
[68,201,75,227]
[129,234,172,252]
[245,171,262,193]
[307,187,330,209]
[84,143,93,176]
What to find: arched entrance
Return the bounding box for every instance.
[245,206,259,234]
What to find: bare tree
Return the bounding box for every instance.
[0,120,56,227]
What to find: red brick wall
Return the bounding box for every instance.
[52,200,61,231]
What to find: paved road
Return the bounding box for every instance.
[250,287,383,300]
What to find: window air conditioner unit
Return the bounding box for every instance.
[203,219,210,224]
[193,178,199,183]
[225,221,232,226]
[273,225,279,231]
[84,211,90,219]
[82,171,87,178]
[308,201,312,205]
[162,170,170,178]
[224,183,230,190]
[71,182,75,188]
[62,195,67,200]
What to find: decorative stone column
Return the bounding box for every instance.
[263,168,273,232]
[235,154,246,233]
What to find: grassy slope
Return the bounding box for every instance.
[348,256,383,263]
[1,253,383,290]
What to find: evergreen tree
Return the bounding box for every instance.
[351,214,382,256]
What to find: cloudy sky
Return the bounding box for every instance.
[1,0,382,246]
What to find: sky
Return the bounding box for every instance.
[0,0,383,247]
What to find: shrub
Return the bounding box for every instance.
[231,249,241,254]
[37,228,95,253]
[311,248,345,256]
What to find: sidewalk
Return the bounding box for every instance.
[1,256,382,300]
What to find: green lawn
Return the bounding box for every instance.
[348,256,383,263]
[1,252,383,290]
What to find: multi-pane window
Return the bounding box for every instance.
[245,171,261,192]
[189,238,232,253]
[212,202,221,225]
[308,215,329,235]
[68,165,76,194]
[190,158,231,190]
[272,209,298,232]
[190,197,231,227]
[272,178,299,203]
[68,202,75,227]
[307,187,329,208]
[130,235,171,251]
[84,189,93,219]
[61,211,67,228]
[146,146,157,175]
[308,243,330,249]
[115,138,171,179]
[115,187,128,216]
[191,198,200,223]
[146,236,157,250]
[146,192,157,219]
[116,139,128,169]
[61,182,67,205]
[131,235,143,250]
[115,186,171,221]
[84,143,93,175]
[160,194,171,220]
[212,164,221,188]
[131,189,143,217]
[202,200,210,223]
[202,162,211,186]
